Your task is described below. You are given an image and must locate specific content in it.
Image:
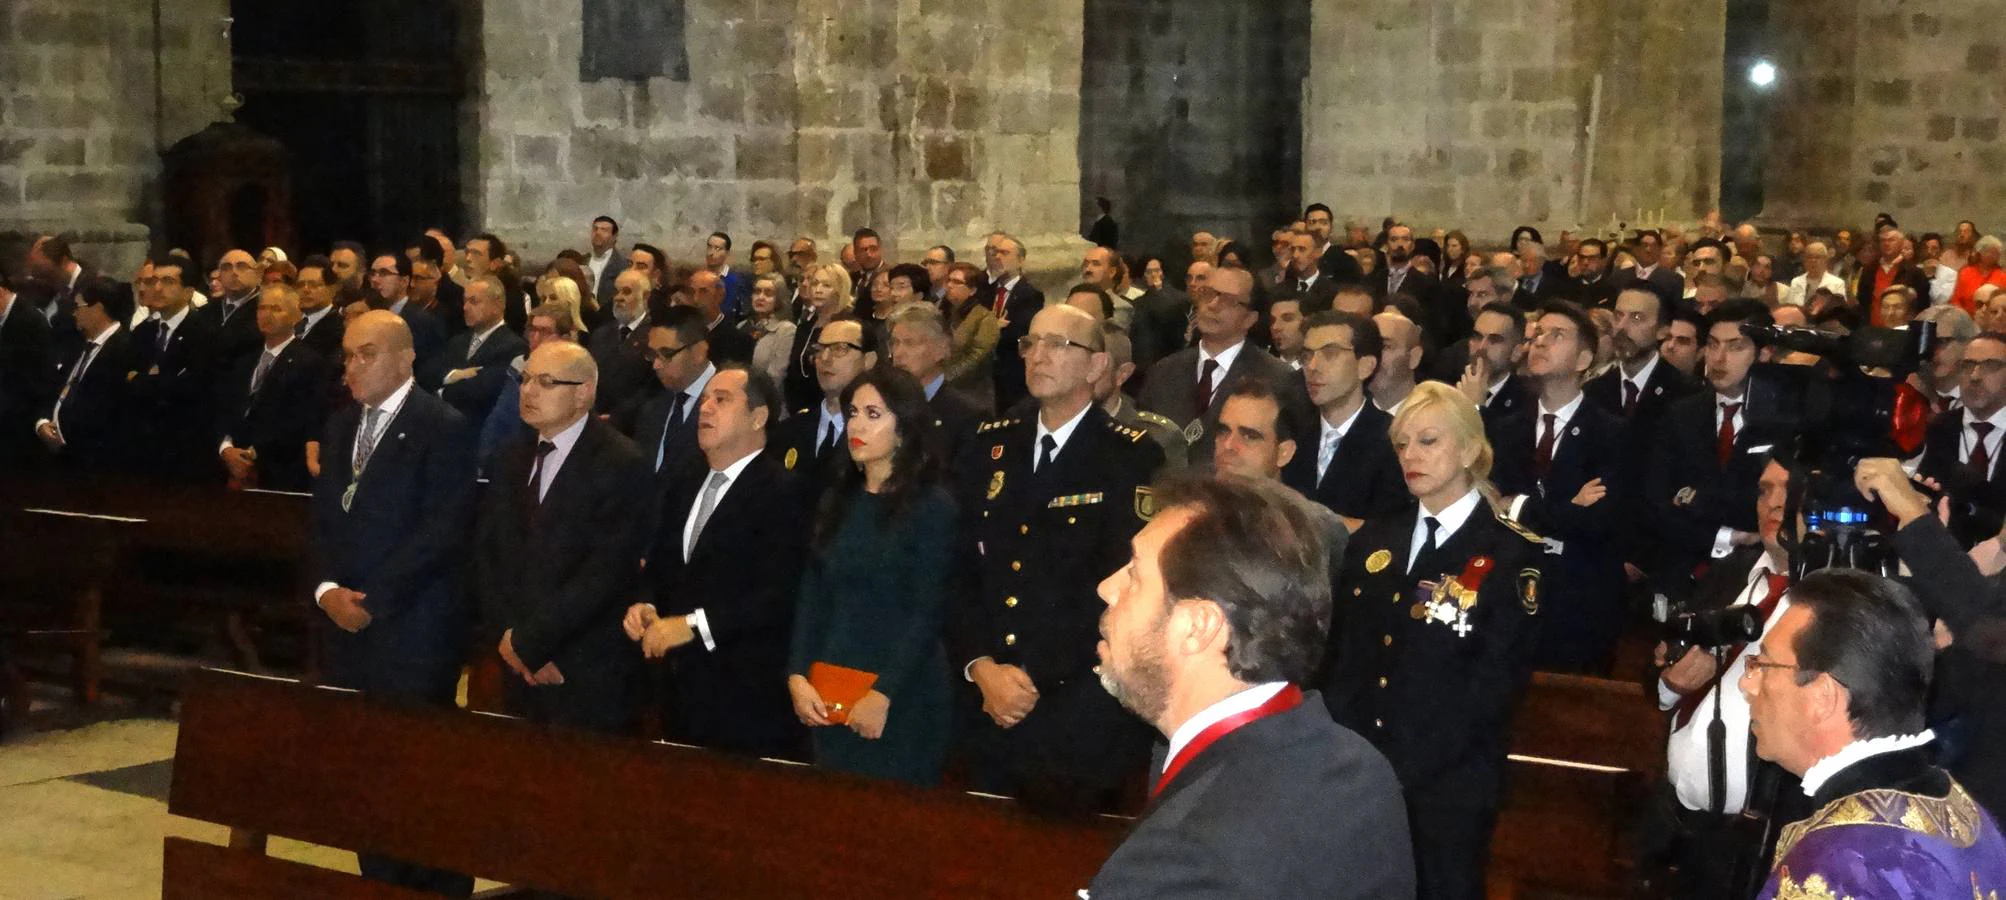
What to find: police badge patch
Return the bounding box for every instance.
[1517,568,1541,614]
[1134,487,1156,520]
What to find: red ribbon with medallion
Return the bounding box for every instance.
[1151,684,1304,798]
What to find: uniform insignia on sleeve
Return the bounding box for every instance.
[987,470,1005,501]
[1365,549,1391,573]
[1518,568,1541,614]
[1048,492,1104,508]
[1496,513,1543,544]
[784,448,799,470]
[1134,487,1156,521]
[977,418,1019,434]
[1136,410,1182,435]
[148,365,161,376]
[1182,419,1204,443]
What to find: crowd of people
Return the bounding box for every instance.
[3,203,2006,900]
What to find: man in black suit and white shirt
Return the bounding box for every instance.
[1281,230,1341,314]
[1303,203,1366,285]
[585,215,627,309]
[293,256,346,358]
[0,261,54,464]
[1376,223,1438,308]
[1138,267,1301,470]
[634,306,718,485]
[479,341,653,734]
[1087,476,1413,900]
[768,314,876,489]
[589,269,660,419]
[1916,331,2006,547]
[310,310,475,896]
[1615,229,1685,310]
[1282,311,1408,524]
[34,276,136,469]
[1454,300,1533,427]
[889,303,985,465]
[127,254,222,481]
[194,248,265,369]
[425,275,527,418]
[216,283,328,492]
[984,233,1044,410]
[625,366,810,758]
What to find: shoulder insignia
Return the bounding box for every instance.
[1135,410,1184,435]
[1517,568,1540,615]
[976,418,1019,434]
[1496,511,1543,544]
[1103,419,1145,443]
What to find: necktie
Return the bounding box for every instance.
[1716,402,1741,466]
[656,393,688,472]
[467,331,486,361]
[354,407,384,473]
[293,318,308,340]
[1196,359,1220,412]
[1411,516,1440,574]
[1972,422,1996,478]
[249,350,276,395]
[619,324,633,340]
[527,440,557,504]
[53,342,99,427]
[1534,413,1558,479]
[993,283,1010,317]
[1299,279,1310,293]
[1390,269,1405,295]
[1036,434,1059,473]
[1317,427,1341,485]
[1622,380,1640,416]
[1673,572,1789,729]
[687,470,729,556]
[154,321,171,354]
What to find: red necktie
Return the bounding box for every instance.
[1534,413,1557,479]
[1972,422,1995,479]
[1673,573,1788,728]
[992,283,1009,316]
[1716,402,1741,466]
[1622,380,1640,416]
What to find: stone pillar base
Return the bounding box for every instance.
[0,221,152,282]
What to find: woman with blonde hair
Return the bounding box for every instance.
[1320,379,1547,900]
[536,274,589,336]
[785,262,857,407]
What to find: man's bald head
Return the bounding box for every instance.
[341,310,416,406]
[520,341,600,435]
[351,309,413,354]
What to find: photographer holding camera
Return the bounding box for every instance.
[1641,455,1804,899]
[1855,457,2006,819]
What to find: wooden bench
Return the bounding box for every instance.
[167,668,1126,898]
[1491,672,1668,898]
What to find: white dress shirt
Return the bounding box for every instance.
[675,447,764,651]
[1033,402,1092,471]
[148,304,192,347]
[1783,272,1847,307]
[1197,340,1245,402]
[1408,488,1482,572]
[529,412,589,502]
[1162,682,1289,774]
[1660,554,1791,814]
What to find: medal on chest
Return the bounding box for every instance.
[1410,556,1493,637]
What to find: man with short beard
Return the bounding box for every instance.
[1375,224,1437,307]
[589,269,661,418]
[1615,229,1685,308]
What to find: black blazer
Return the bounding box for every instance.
[215,340,329,491]
[1892,515,2006,816]
[988,277,1045,410]
[1281,273,1342,314]
[1087,693,1416,900]
[1488,399,1628,671]
[39,328,139,469]
[1281,401,1409,521]
[1318,245,1366,285]
[1128,288,1191,377]
[397,302,448,373]
[926,383,985,474]
[1853,262,1932,314]
[297,307,345,358]
[129,310,223,480]
[476,418,653,692]
[1915,409,2006,547]
[1586,357,1698,573]
[593,250,629,308]
[428,325,529,418]
[587,317,660,417]
[1136,343,1305,470]
[0,301,55,462]
[1614,265,1684,310]
[765,404,848,491]
[706,319,755,368]
[311,389,475,703]
[1644,391,1772,588]
[635,383,706,484]
[1480,372,1534,427]
[190,291,264,369]
[645,454,811,755]
[1584,355,1697,427]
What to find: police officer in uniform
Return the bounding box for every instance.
[951,305,1166,813]
[1322,380,1547,900]
[1099,323,1189,470]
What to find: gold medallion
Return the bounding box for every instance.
[1409,602,1428,620]
[1365,549,1392,573]
[340,481,357,513]
[987,470,1005,500]
[784,447,799,470]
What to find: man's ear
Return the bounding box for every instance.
[1276,438,1297,470]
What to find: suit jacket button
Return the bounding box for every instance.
[1383,634,1393,647]
[1004,634,1017,646]
[1011,560,1022,571]
[1374,718,1384,728]
[1378,677,1389,688]
[1004,596,1018,608]
[1019,525,1029,535]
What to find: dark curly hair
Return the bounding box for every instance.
[810,365,940,552]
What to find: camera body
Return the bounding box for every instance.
[1662,604,1766,661]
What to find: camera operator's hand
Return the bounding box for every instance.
[1854,458,1932,527]
[1657,642,1719,695]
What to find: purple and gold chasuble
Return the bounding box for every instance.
[1760,779,2006,900]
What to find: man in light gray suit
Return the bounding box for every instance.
[1136,266,1302,470]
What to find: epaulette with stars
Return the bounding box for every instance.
[1135,410,1182,434]
[975,418,1020,434]
[1495,511,1544,544]
[1103,418,1146,443]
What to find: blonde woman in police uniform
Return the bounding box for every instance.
[1320,379,1547,900]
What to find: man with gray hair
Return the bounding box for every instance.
[889,302,986,461]
[427,275,527,418]
[1856,226,1931,325]
[1915,304,1978,415]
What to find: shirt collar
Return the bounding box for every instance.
[368,377,417,424]
[709,446,762,482]
[1625,353,1661,389]
[153,303,192,332]
[471,319,506,344]
[302,305,333,327]
[1418,488,1483,539]
[1162,682,1289,773]
[1966,405,2006,430]
[1799,731,1936,797]
[1485,373,1512,405]
[924,373,945,400]
[1536,391,1584,424]
[1035,402,1094,459]
[389,298,408,315]
[261,336,295,358]
[684,362,717,404]
[1200,338,1246,372]
[1321,401,1365,443]
[542,411,591,453]
[85,321,119,347]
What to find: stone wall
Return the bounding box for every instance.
[475,0,1089,280]
[0,0,229,272]
[1301,0,1724,248]
[1763,0,2005,233]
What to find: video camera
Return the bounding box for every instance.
[1742,321,1935,578]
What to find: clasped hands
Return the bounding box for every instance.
[499,628,565,685]
[970,658,1038,729]
[622,603,695,658]
[787,675,890,739]
[319,586,373,633]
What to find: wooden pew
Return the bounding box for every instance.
[0,506,147,704]
[168,668,1126,898]
[1490,672,1668,898]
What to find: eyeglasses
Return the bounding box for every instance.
[518,372,587,390]
[813,341,865,359]
[1303,341,1356,365]
[525,324,559,339]
[1958,359,2006,377]
[1742,655,1807,678]
[1018,334,1098,355]
[651,344,692,364]
[369,268,402,278]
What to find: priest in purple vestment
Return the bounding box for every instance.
[1741,569,2006,900]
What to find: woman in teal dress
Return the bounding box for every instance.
[786,366,957,786]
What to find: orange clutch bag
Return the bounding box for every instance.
[808,662,879,725]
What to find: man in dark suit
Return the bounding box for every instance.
[1570,238,1620,308]
[1614,229,1685,309]
[1512,238,1573,308]
[1856,226,1933,327]
[1087,476,1413,900]
[24,233,89,349]
[309,310,475,896]
[1085,196,1119,249]
[1127,261,1199,378]
[849,228,887,320]
[588,269,659,418]
[368,252,446,373]
[1453,300,1534,427]
[1304,202,1366,285]
[479,341,653,734]
[888,303,985,466]
[1138,267,1301,470]
[951,304,1165,813]
[215,283,328,492]
[768,314,876,489]
[0,262,55,464]
[1916,331,2006,547]
[984,233,1044,410]
[33,276,136,469]
[1586,286,1699,590]
[625,366,809,758]
[129,254,222,481]
[633,305,717,484]
[685,269,754,366]
[424,275,527,419]
[1282,312,1410,523]
[1488,303,1629,673]
[408,242,464,339]
[1645,299,1776,594]
[1280,230,1340,313]
[1375,223,1439,308]
[587,215,627,309]
[192,248,265,370]
[293,256,346,358]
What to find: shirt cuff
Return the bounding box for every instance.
[1656,679,1681,710]
[1711,527,1735,559]
[688,609,716,651]
[219,438,235,454]
[314,582,338,607]
[963,656,991,682]
[34,418,51,433]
